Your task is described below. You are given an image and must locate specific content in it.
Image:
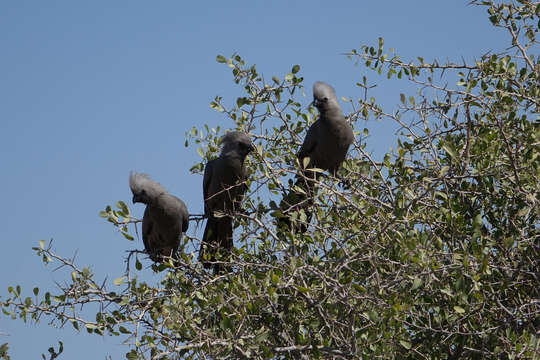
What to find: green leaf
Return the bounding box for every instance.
[116,201,129,215]
[216,55,227,63]
[473,214,483,228]
[411,277,422,290]
[400,340,412,350]
[291,64,300,74]
[366,310,379,323]
[113,276,127,286]
[453,306,466,314]
[119,326,131,334]
[126,350,138,360]
[53,295,65,303]
[197,147,205,159]
[442,142,457,159]
[0,343,10,357]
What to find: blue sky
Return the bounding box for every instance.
[0,1,506,358]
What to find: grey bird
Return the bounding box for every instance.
[199,131,255,269]
[278,81,354,232]
[129,172,189,263]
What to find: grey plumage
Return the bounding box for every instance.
[129,172,189,263]
[298,81,354,174]
[279,81,354,232]
[199,131,254,269]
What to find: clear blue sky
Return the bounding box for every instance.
[0,1,505,358]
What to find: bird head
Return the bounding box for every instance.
[131,190,148,204]
[220,131,255,158]
[129,172,166,205]
[312,81,340,113]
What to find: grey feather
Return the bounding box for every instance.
[129,172,189,263]
[199,131,254,270]
[278,82,354,232]
[298,81,354,175]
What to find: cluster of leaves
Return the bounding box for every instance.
[1,1,538,359]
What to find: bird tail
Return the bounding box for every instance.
[199,214,233,271]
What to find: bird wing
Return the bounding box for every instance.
[141,207,156,257]
[178,198,189,233]
[203,159,215,215]
[298,120,320,162]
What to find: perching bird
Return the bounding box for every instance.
[278,81,354,232]
[199,131,254,269]
[129,172,189,263]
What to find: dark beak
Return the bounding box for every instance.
[132,195,139,204]
[312,98,321,108]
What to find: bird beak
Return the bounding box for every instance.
[312,98,321,108]
[132,195,139,204]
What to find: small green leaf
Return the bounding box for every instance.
[119,297,130,306]
[291,64,300,74]
[117,201,129,215]
[126,349,138,360]
[400,340,412,350]
[442,142,457,159]
[473,214,483,228]
[454,306,466,314]
[411,277,422,290]
[53,295,65,303]
[366,310,379,323]
[197,147,205,159]
[119,326,131,334]
[39,240,45,249]
[113,276,127,286]
[216,55,227,63]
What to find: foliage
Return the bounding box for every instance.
[0,343,10,360]
[2,1,539,359]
